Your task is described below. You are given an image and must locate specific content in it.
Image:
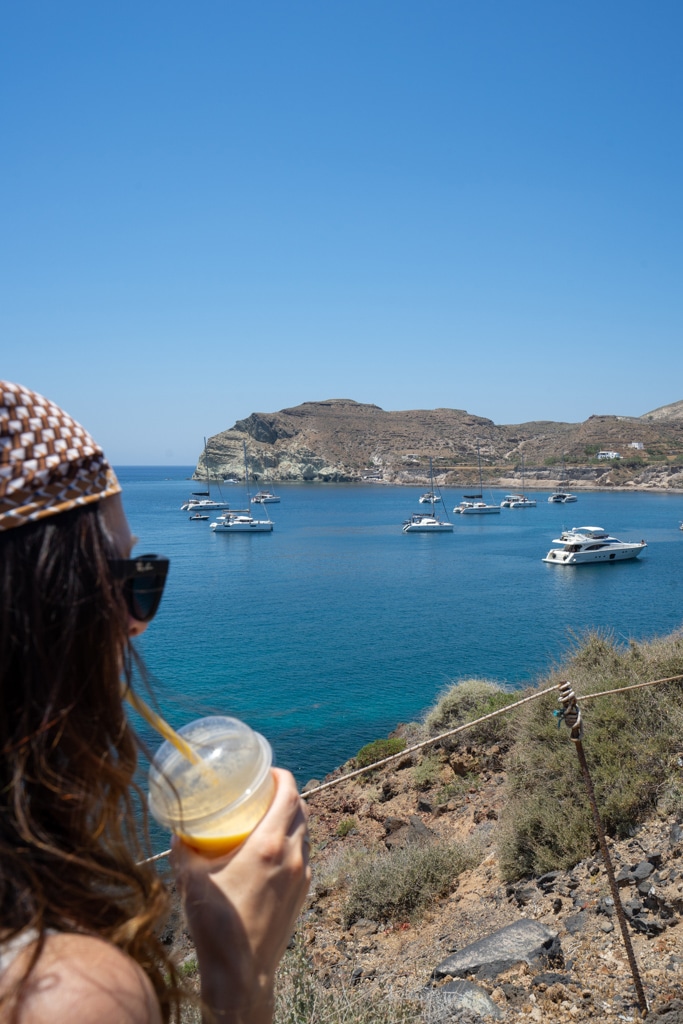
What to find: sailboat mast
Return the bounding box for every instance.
[243,440,252,504]
[192,437,210,496]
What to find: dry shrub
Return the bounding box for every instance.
[275,934,422,1024]
[343,839,482,927]
[498,629,683,881]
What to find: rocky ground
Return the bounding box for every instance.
[299,751,683,1023]
[164,741,683,1023]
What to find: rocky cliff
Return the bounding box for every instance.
[195,399,683,489]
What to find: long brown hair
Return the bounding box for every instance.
[0,504,180,1019]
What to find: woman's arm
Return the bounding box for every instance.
[172,767,311,1024]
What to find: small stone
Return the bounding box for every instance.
[633,860,654,881]
[599,920,614,933]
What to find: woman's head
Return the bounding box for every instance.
[0,383,176,1016]
[0,382,142,886]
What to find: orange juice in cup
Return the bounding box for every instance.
[148,716,275,856]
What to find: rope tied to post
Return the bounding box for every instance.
[554,679,583,742]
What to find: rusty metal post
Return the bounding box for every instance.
[556,681,648,1018]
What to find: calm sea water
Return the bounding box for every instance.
[118,468,683,787]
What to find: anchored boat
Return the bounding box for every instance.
[543,526,646,565]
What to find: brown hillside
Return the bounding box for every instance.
[196,399,683,488]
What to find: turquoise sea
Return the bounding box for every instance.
[119,468,683,788]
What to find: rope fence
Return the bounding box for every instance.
[142,670,683,866]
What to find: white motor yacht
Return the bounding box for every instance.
[543,526,646,565]
[418,492,438,504]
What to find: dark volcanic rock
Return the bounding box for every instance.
[432,920,562,982]
[422,979,504,1021]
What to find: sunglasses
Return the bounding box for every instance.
[108,554,170,623]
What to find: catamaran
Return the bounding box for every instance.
[211,442,274,533]
[454,444,500,515]
[403,458,453,533]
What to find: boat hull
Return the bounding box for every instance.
[457,504,501,515]
[543,543,646,564]
[548,492,577,503]
[211,519,273,533]
[403,520,453,533]
[181,499,232,511]
[211,510,273,532]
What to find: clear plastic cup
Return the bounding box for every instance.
[148,716,275,857]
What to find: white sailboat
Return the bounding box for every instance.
[548,458,578,503]
[211,442,274,533]
[403,458,453,533]
[251,456,281,503]
[454,444,500,515]
[505,455,536,508]
[181,437,232,512]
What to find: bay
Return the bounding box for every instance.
[118,468,683,787]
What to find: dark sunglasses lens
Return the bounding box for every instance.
[125,576,165,622]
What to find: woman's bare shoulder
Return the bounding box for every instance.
[3,932,163,1024]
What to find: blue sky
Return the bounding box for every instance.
[2,1,682,463]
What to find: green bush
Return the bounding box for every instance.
[355,736,406,768]
[435,774,480,805]
[343,839,481,926]
[411,754,441,791]
[498,630,683,880]
[336,818,356,838]
[424,678,520,746]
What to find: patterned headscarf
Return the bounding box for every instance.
[0,381,121,532]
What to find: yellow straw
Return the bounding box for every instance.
[124,688,205,767]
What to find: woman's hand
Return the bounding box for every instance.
[171,768,311,1024]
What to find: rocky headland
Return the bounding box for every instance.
[195,398,683,491]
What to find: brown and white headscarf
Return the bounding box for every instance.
[0,381,121,532]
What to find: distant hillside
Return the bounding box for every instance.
[196,398,683,489]
[641,399,683,421]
